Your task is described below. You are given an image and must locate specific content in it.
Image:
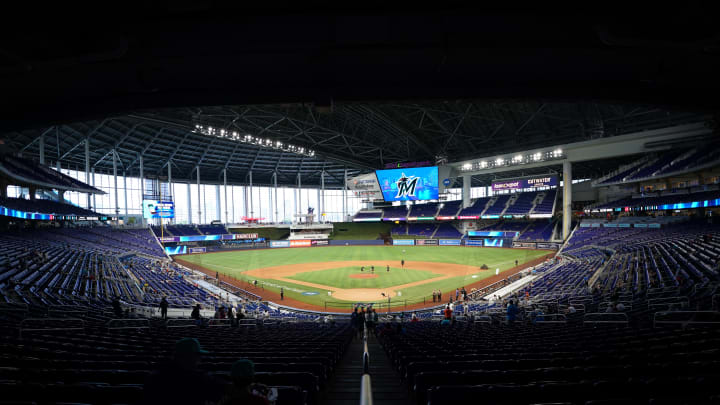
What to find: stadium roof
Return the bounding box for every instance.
[1,9,718,187]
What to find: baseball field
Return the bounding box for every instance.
[177,245,551,311]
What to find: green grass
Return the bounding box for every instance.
[180,246,549,307]
[286,266,442,289]
[329,222,391,240]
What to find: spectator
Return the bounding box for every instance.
[506,300,519,324]
[218,359,272,405]
[616,302,626,312]
[455,288,460,301]
[159,297,169,320]
[280,288,284,301]
[112,297,122,318]
[411,312,419,322]
[443,304,453,320]
[191,304,201,320]
[143,338,223,405]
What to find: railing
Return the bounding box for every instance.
[20,318,85,338]
[583,312,629,325]
[360,322,373,405]
[653,311,720,328]
[106,318,150,331]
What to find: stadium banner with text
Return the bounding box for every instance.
[165,246,187,255]
[634,223,648,228]
[311,240,330,246]
[270,241,291,248]
[375,166,439,202]
[465,239,484,246]
[382,217,407,221]
[468,230,518,238]
[290,240,312,247]
[415,239,438,246]
[537,242,560,250]
[618,223,631,228]
[492,176,558,192]
[513,241,537,249]
[353,217,382,222]
[439,239,462,246]
[648,223,661,228]
[159,233,258,243]
[604,223,618,227]
[188,247,207,254]
[435,215,456,220]
[392,239,415,246]
[658,197,720,210]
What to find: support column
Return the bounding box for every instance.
[462,175,471,208]
[92,168,96,212]
[123,172,128,220]
[297,173,302,216]
[196,166,201,224]
[343,168,347,221]
[320,171,325,223]
[139,154,145,225]
[39,133,45,165]
[167,162,172,224]
[223,169,228,224]
[273,172,278,224]
[248,171,254,218]
[112,150,119,224]
[187,180,193,224]
[215,184,221,223]
[563,161,572,241]
[85,139,91,209]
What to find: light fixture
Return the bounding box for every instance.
[462,163,472,170]
[193,124,316,157]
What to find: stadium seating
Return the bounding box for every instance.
[504,191,538,216]
[382,205,409,219]
[408,202,439,217]
[0,155,101,192]
[436,200,462,217]
[532,189,556,215]
[0,196,101,216]
[197,224,227,235]
[484,194,511,216]
[407,223,436,238]
[353,210,383,221]
[434,223,462,238]
[457,196,491,217]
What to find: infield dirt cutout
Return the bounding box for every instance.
[242,260,485,301]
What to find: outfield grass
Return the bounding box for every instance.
[286,266,441,289]
[180,246,549,307]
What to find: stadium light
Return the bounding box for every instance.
[193,124,316,157]
[462,163,472,170]
[513,154,523,163]
[496,158,504,166]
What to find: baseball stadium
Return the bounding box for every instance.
[1,9,720,405]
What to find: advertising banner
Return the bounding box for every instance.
[648,223,661,228]
[465,239,484,246]
[188,247,207,254]
[392,239,415,246]
[416,239,438,246]
[492,176,558,191]
[537,242,560,250]
[348,172,384,201]
[618,223,631,228]
[468,231,518,238]
[270,241,291,248]
[604,223,618,227]
[142,200,175,219]
[435,216,455,220]
[513,241,537,249]
[290,240,312,247]
[634,223,648,228]
[311,240,330,246]
[165,246,187,255]
[457,215,479,220]
[439,239,462,246]
[483,238,505,247]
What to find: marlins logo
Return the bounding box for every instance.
[395,173,419,198]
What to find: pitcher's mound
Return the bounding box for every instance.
[349,274,379,279]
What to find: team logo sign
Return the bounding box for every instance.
[395,173,419,198]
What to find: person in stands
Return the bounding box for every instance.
[218,359,272,405]
[191,304,201,320]
[506,300,519,324]
[143,338,223,405]
[441,305,452,326]
[112,297,122,318]
[159,297,169,320]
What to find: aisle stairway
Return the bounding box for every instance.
[321,331,412,405]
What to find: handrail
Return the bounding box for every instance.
[360,321,372,405]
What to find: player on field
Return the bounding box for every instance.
[387,265,390,272]
[361,266,364,272]
[371,265,374,273]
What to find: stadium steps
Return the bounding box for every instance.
[320,332,412,405]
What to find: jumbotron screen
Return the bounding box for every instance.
[142,200,175,219]
[375,166,439,202]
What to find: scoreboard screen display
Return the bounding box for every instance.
[375,166,439,202]
[143,200,175,219]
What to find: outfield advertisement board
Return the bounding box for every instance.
[513,242,537,249]
[188,247,207,254]
[483,238,505,247]
[311,240,329,246]
[270,241,291,248]
[439,239,462,246]
[415,239,438,246]
[537,242,560,250]
[290,240,312,247]
[158,233,258,243]
[465,239,484,246]
[393,239,415,246]
[468,231,518,238]
[165,246,187,255]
